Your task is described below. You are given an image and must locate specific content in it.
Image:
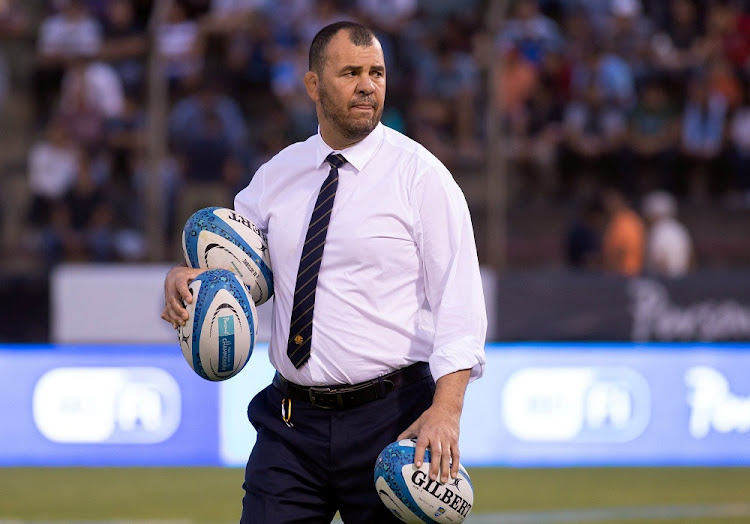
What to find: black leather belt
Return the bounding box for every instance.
[272,361,431,410]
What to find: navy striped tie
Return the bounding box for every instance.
[287,153,347,368]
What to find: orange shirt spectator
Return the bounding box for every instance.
[708,58,743,109]
[602,190,645,276]
[496,47,538,115]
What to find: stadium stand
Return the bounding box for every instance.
[1,0,750,340]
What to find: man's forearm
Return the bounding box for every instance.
[432,369,471,414]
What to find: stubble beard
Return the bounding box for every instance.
[318,81,383,142]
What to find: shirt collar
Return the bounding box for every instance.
[314,122,384,173]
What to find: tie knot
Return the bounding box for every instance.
[326,153,347,169]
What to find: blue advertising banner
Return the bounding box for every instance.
[1,343,749,467]
[462,343,750,466]
[0,345,220,466]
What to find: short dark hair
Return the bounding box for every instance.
[309,21,377,74]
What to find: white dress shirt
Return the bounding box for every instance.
[235,123,486,386]
[646,218,692,277]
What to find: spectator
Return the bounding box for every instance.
[650,0,708,83]
[44,153,115,265]
[642,190,692,277]
[27,118,80,229]
[601,188,645,276]
[497,0,563,68]
[560,82,628,198]
[504,80,563,205]
[297,0,352,46]
[270,43,318,142]
[222,12,275,114]
[58,55,125,154]
[728,81,750,204]
[37,0,102,61]
[168,78,248,154]
[99,0,148,94]
[565,197,604,269]
[570,39,636,109]
[560,5,597,67]
[202,0,267,34]
[413,39,480,163]
[679,73,728,200]
[59,55,125,119]
[105,93,146,227]
[626,78,680,195]
[356,0,417,34]
[157,0,203,96]
[496,45,539,120]
[706,55,743,110]
[604,0,654,83]
[172,106,244,245]
[106,93,145,173]
[0,0,30,111]
[705,0,750,73]
[34,0,103,123]
[263,0,314,49]
[178,109,240,195]
[0,0,29,38]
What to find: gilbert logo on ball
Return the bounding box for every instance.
[374,439,473,523]
[178,269,258,381]
[182,207,273,305]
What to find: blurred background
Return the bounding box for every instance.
[1,0,750,522]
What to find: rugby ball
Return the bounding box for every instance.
[374,439,473,524]
[177,269,258,381]
[182,207,273,305]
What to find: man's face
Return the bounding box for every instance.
[312,30,386,144]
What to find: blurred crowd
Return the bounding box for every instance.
[564,188,693,278]
[1,0,749,270]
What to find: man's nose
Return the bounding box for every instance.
[357,74,375,94]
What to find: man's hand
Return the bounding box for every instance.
[397,369,470,484]
[161,265,203,328]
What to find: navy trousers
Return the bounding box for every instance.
[240,372,435,523]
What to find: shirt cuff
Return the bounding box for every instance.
[428,335,486,384]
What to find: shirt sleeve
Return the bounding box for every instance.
[413,161,487,383]
[233,163,268,232]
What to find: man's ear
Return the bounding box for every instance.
[304,71,319,102]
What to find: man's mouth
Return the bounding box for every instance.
[351,100,376,110]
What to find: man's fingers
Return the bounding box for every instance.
[397,426,416,442]
[162,266,201,328]
[179,282,193,303]
[451,447,460,479]
[414,439,428,469]
[160,307,177,329]
[440,444,451,483]
[429,443,441,480]
[169,296,188,316]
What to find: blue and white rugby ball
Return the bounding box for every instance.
[178,269,258,381]
[374,439,473,524]
[182,207,273,305]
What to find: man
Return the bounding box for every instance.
[601,188,645,277]
[642,190,692,277]
[161,21,486,523]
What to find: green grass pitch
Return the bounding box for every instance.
[0,467,749,523]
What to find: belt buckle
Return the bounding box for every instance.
[308,386,337,410]
[308,381,373,409]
